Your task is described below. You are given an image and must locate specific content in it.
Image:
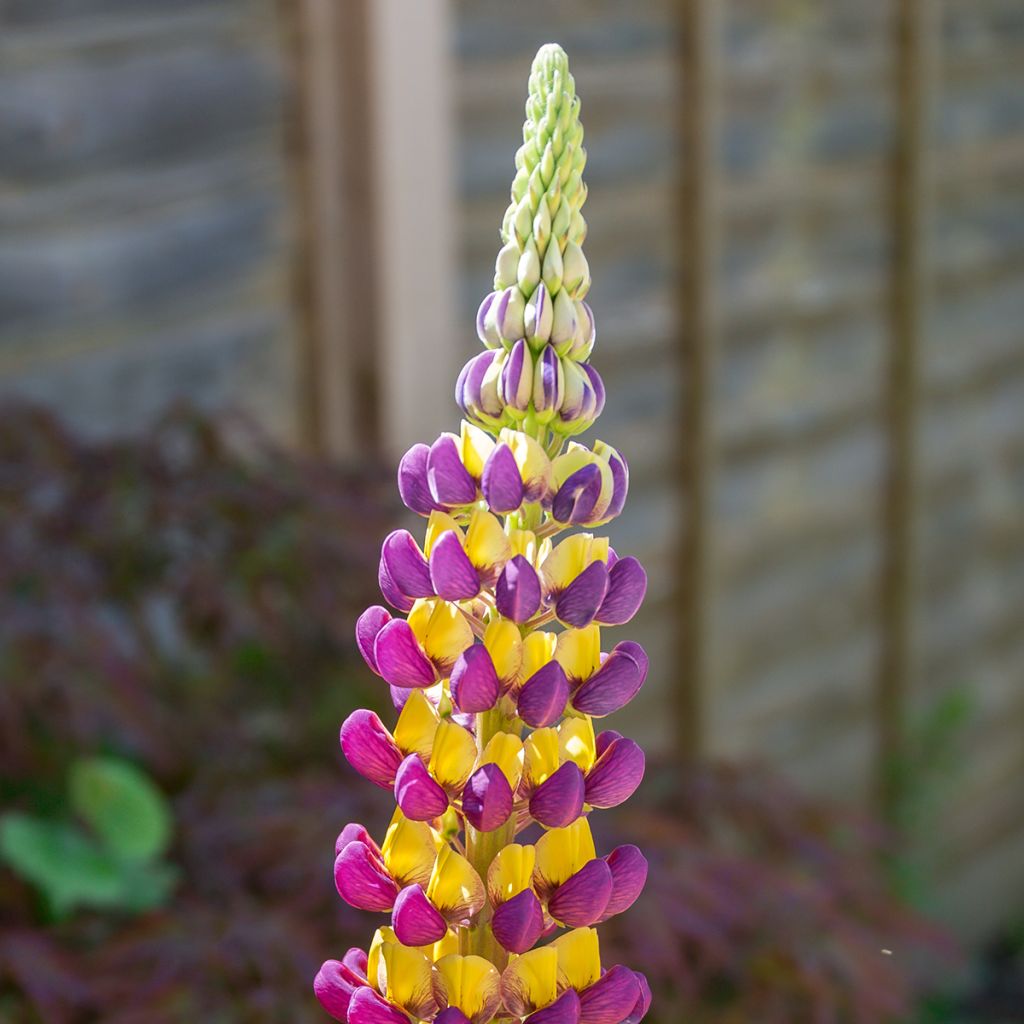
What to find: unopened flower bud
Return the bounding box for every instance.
[533,345,564,425]
[568,300,595,361]
[486,286,526,347]
[518,239,542,296]
[561,240,589,299]
[494,241,521,289]
[500,339,534,416]
[524,283,553,350]
[550,289,578,355]
[456,351,505,431]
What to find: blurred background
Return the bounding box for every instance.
[2,0,1023,1021]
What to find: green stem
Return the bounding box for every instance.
[462,707,517,967]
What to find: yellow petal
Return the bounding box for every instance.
[520,630,558,685]
[367,926,398,992]
[460,421,496,479]
[552,444,614,520]
[555,624,602,684]
[426,929,460,962]
[465,507,512,572]
[425,845,485,923]
[507,528,539,561]
[551,927,602,991]
[499,428,552,495]
[523,727,560,787]
[558,716,596,773]
[379,939,436,1016]
[394,689,440,760]
[487,843,536,904]
[484,617,523,685]
[409,599,474,673]
[433,954,502,1021]
[500,946,559,1016]
[478,731,525,790]
[381,808,440,888]
[424,511,464,557]
[534,818,596,893]
[541,533,609,593]
[429,719,478,792]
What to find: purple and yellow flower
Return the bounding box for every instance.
[319,43,650,1024]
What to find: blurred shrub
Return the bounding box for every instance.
[0,404,953,1022]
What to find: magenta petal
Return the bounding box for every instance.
[340,709,404,789]
[579,966,642,1024]
[341,947,368,977]
[600,846,649,922]
[594,557,646,626]
[623,972,651,1023]
[436,1010,472,1024]
[314,959,365,1021]
[517,660,569,728]
[555,560,610,628]
[492,888,545,954]
[392,883,448,946]
[428,434,477,505]
[398,443,439,516]
[529,761,586,828]
[355,606,391,674]
[347,986,411,1024]
[334,842,399,912]
[335,822,375,857]
[430,531,481,601]
[551,464,603,524]
[548,858,613,927]
[381,530,435,599]
[394,753,449,820]
[374,619,436,689]
[462,762,514,832]
[450,644,501,714]
[378,555,415,612]
[482,444,525,514]
[525,989,582,1024]
[496,554,542,623]
[585,737,645,809]
[571,642,648,717]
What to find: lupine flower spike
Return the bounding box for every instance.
[319,44,651,1024]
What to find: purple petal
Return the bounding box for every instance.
[476,291,497,344]
[398,443,439,516]
[378,555,414,612]
[622,973,651,1024]
[496,554,543,623]
[482,444,525,514]
[340,709,403,789]
[555,560,610,628]
[517,660,569,728]
[600,846,649,922]
[381,530,435,599]
[392,883,448,946]
[374,619,436,689]
[355,606,391,675]
[436,1010,472,1024]
[529,762,586,828]
[534,344,563,413]
[571,642,648,717]
[582,364,606,420]
[548,859,613,927]
[579,966,641,1024]
[347,987,411,1024]
[501,339,532,411]
[603,450,629,521]
[394,752,449,820]
[462,762,514,832]
[428,434,477,505]
[492,888,545,954]
[525,989,582,1024]
[594,557,646,626]
[429,531,481,601]
[314,959,365,1021]
[334,842,399,912]
[335,823,375,857]
[450,644,500,714]
[585,737,645,809]
[551,464,603,525]
[594,729,622,759]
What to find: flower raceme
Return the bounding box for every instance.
[317,44,651,1024]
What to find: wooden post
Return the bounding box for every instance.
[676,0,721,759]
[878,0,937,815]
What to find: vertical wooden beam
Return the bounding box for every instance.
[286,0,380,459]
[676,0,721,759]
[878,0,937,815]
[367,0,459,460]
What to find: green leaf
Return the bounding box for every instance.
[0,814,125,916]
[69,757,172,863]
